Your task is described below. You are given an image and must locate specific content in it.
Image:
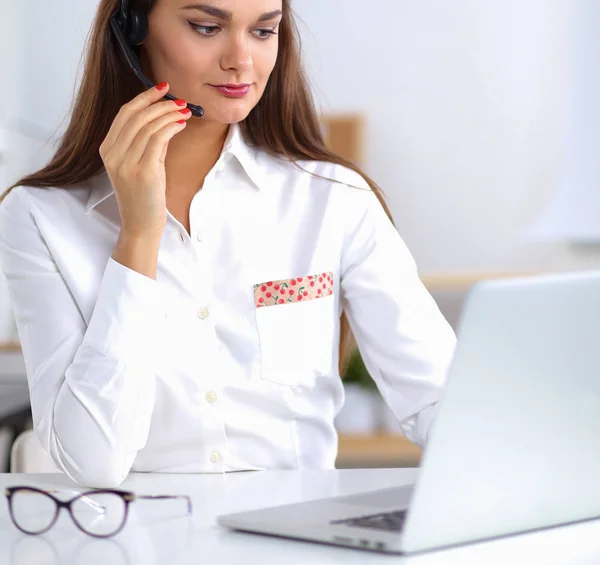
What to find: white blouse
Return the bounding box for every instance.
[0,123,456,488]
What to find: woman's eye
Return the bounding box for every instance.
[189,23,221,36]
[188,22,277,40]
[252,28,278,40]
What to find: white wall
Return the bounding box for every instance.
[0,2,23,124]
[11,0,96,139]
[294,0,600,274]
[528,0,600,242]
[0,0,97,192]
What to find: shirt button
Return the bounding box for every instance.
[215,161,225,174]
[196,232,203,242]
[210,451,221,463]
[198,308,209,320]
[205,391,217,403]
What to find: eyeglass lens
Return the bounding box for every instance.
[10,490,128,537]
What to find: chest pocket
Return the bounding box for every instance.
[254,273,335,387]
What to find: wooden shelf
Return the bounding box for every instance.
[321,113,365,166]
[337,433,422,468]
[420,271,541,291]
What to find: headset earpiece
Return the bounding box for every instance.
[125,10,148,46]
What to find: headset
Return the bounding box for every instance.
[109,0,205,117]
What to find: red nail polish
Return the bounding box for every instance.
[156,81,168,90]
[177,120,186,124]
[175,99,187,107]
[179,108,191,115]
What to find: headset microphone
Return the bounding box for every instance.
[109,0,205,117]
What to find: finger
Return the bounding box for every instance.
[100,82,172,155]
[139,121,187,168]
[109,99,186,161]
[128,108,191,163]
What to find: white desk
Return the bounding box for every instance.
[0,469,599,564]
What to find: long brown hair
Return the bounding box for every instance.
[2,0,395,376]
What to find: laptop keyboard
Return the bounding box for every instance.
[331,509,408,532]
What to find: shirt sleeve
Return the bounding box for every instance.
[0,187,167,487]
[339,175,457,448]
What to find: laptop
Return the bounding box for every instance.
[218,270,600,554]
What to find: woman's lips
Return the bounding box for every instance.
[210,84,251,98]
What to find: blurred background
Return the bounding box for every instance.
[1,0,599,471]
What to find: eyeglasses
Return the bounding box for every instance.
[5,486,192,538]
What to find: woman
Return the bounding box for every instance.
[0,0,456,488]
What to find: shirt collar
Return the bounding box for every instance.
[222,122,268,191]
[85,122,267,215]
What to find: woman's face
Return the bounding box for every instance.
[142,0,283,124]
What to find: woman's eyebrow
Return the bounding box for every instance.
[180,4,283,22]
[257,10,283,22]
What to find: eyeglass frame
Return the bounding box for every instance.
[4,485,193,538]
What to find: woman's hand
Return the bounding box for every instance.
[99,82,191,238]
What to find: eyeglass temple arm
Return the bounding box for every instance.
[133,494,193,514]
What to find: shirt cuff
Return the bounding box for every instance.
[415,402,439,446]
[83,257,167,363]
[399,402,439,448]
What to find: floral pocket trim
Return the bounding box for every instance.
[254,272,334,308]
